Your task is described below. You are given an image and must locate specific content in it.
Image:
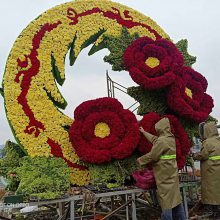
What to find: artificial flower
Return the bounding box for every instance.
[123,37,184,90]
[167,66,214,122]
[69,97,140,164]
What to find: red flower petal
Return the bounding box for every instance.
[167,67,214,122]
[123,37,184,90]
[69,97,140,164]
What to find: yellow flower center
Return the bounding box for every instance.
[94,122,110,138]
[145,57,160,68]
[185,87,193,98]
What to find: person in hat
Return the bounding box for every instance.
[137,118,185,220]
[193,121,220,216]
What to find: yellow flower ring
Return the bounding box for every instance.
[2,0,168,185]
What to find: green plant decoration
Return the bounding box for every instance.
[87,155,140,188]
[175,39,196,67]
[103,27,139,71]
[0,140,26,177]
[127,86,167,115]
[16,157,70,200]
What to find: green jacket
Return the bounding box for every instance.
[194,121,220,205]
[138,118,182,210]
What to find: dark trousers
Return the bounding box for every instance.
[161,203,186,220]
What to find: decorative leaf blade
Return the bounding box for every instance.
[88,40,107,56]
[104,27,139,71]
[69,34,77,66]
[176,39,196,67]
[81,29,106,50]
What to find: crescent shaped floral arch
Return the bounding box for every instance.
[2,0,169,185]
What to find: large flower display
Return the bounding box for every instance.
[1,0,216,189]
[123,37,184,90]
[1,0,169,185]
[167,66,214,122]
[138,112,191,169]
[69,97,140,164]
[123,36,214,123]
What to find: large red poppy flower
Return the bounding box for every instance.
[123,37,184,90]
[69,97,140,164]
[138,112,190,169]
[167,66,214,122]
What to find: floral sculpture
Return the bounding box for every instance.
[1,0,168,185]
[1,0,215,186]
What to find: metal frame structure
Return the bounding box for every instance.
[0,188,149,220]
[0,183,200,220]
[106,71,139,113]
[0,71,202,220]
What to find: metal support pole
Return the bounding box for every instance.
[106,70,110,97]
[131,193,137,220]
[181,187,189,219]
[111,196,114,211]
[58,202,64,217]
[70,200,75,220]
[125,194,129,220]
[112,82,115,98]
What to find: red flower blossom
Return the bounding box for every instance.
[167,66,214,122]
[123,37,184,90]
[69,97,140,164]
[138,112,190,169]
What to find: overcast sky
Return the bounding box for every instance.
[0,0,220,144]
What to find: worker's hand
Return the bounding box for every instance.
[137,158,141,165]
[192,153,196,160]
[139,126,145,133]
[189,150,195,158]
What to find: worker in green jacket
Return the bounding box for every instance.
[137,118,185,220]
[193,121,220,217]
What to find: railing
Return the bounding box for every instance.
[106,70,139,113]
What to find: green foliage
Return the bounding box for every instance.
[127,86,167,115]
[0,140,26,177]
[50,55,67,109]
[179,118,199,145]
[15,213,25,220]
[69,29,105,65]
[51,54,65,86]
[207,115,218,124]
[6,174,20,191]
[175,39,196,67]
[31,192,61,200]
[81,29,106,50]
[103,27,139,71]
[88,40,107,55]
[44,86,67,110]
[16,157,70,200]
[69,34,77,66]
[88,155,140,187]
